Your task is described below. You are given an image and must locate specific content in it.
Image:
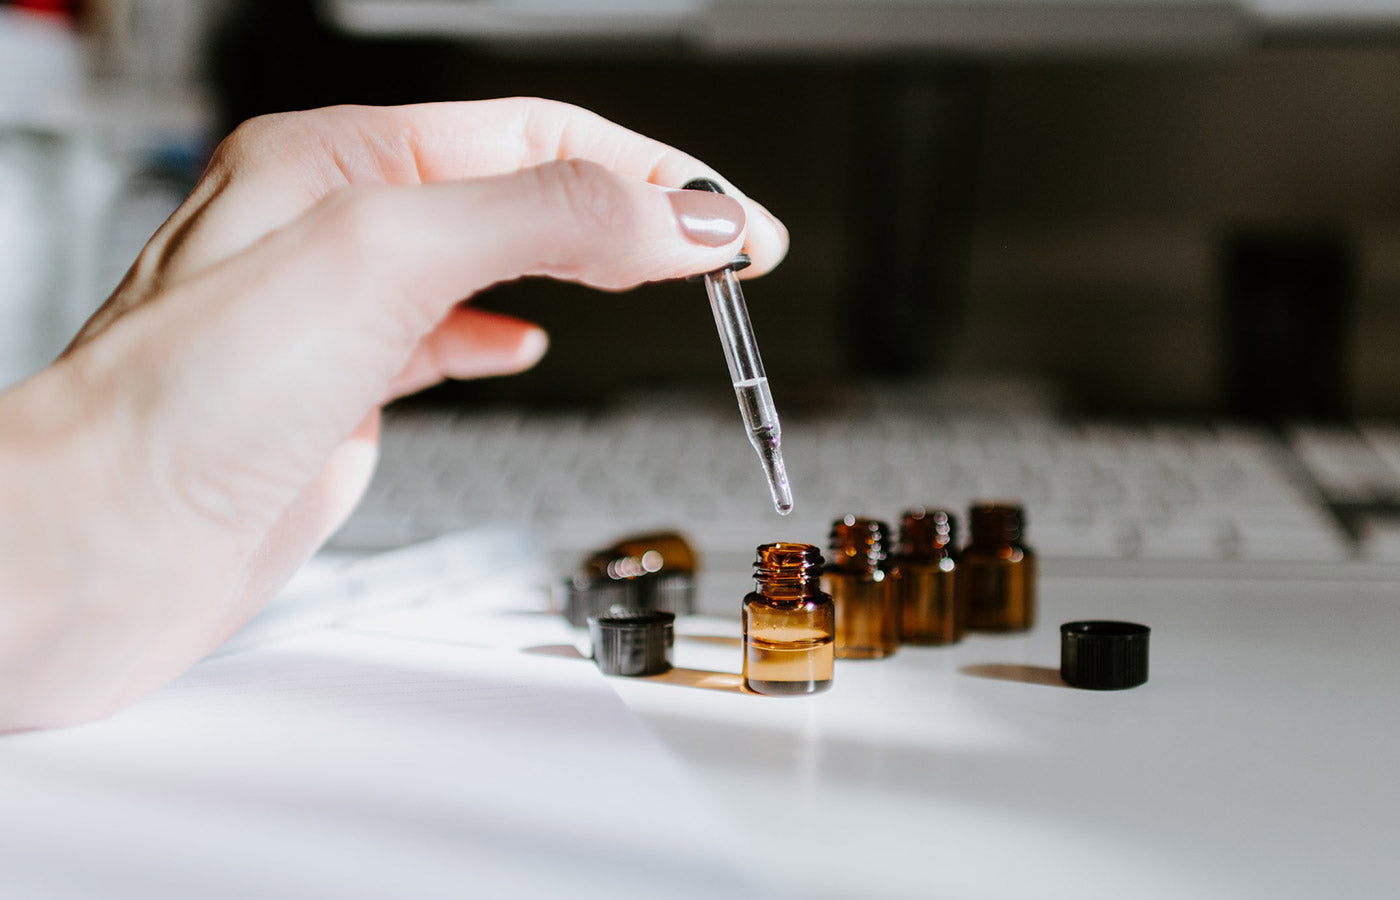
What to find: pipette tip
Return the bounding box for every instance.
[752,428,794,516]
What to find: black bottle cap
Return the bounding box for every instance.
[561,572,696,628]
[682,177,723,193]
[1060,621,1150,690]
[589,608,675,677]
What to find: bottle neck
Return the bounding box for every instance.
[969,504,1024,546]
[753,542,824,601]
[899,507,957,556]
[827,516,889,575]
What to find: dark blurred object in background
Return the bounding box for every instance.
[209,0,459,134]
[202,3,1400,419]
[849,64,984,376]
[1223,231,1354,421]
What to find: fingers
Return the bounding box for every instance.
[144,99,788,287]
[387,307,550,399]
[276,157,751,339]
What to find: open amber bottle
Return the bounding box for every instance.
[823,516,899,659]
[891,507,964,645]
[961,503,1036,632]
[742,543,835,696]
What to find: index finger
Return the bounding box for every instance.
[191,98,788,277]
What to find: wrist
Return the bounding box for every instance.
[0,362,171,729]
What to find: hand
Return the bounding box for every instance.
[0,98,788,730]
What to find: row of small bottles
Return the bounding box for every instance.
[743,503,1036,696]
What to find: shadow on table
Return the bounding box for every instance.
[960,663,1068,688]
[522,645,747,694]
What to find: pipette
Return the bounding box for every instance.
[683,178,793,516]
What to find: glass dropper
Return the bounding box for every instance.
[683,178,793,516]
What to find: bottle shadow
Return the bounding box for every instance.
[638,667,746,693]
[676,634,743,649]
[959,663,1069,688]
[521,644,746,694]
[522,644,588,660]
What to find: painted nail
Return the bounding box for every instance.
[514,326,549,368]
[669,190,743,247]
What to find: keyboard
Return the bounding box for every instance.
[329,393,1400,606]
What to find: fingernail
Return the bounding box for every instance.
[516,326,549,368]
[669,190,744,247]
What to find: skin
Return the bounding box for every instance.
[0,98,788,732]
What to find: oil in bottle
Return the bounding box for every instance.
[823,516,898,659]
[892,507,964,645]
[961,503,1036,632]
[742,542,835,696]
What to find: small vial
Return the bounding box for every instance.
[961,503,1037,632]
[891,507,965,645]
[822,516,899,659]
[563,531,697,626]
[742,542,835,696]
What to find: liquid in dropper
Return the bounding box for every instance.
[683,177,794,516]
[735,378,792,515]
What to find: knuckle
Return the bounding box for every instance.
[218,107,354,170]
[544,159,633,234]
[322,186,397,253]
[219,111,292,158]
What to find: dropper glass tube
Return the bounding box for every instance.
[684,178,793,516]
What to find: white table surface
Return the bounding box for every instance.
[610,572,1400,899]
[4,559,1397,899]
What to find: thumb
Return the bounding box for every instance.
[467,158,749,290]
[281,158,748,337]
[138,157,748,410]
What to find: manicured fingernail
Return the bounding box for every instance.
[516,327,549,367]
[669,190,743,247]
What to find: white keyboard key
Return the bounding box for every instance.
[1232,521,1352,562]
[1137,519,1229,560]
[1032,519,1131,559]
[1356,519,1400,563]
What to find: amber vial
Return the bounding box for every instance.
[892,507,965,645]
[822,516,899,659]
[960,503,1036,632]
[742,543,835,696]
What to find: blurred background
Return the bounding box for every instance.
[13,0,1400,581]
[8,0,1400,417]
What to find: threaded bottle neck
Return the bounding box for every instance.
[969,503,1025,546]
[827,515,889,575]
[899,507,957,556]
[753,542,824,599]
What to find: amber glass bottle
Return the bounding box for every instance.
[961,503,1036,632]
[822,516,898,659]
[892,507,964,645]
[564,531,697,626]
[742,543,835,696]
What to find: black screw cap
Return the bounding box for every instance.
[1060,621,1150,690]
[589,608,675,677]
